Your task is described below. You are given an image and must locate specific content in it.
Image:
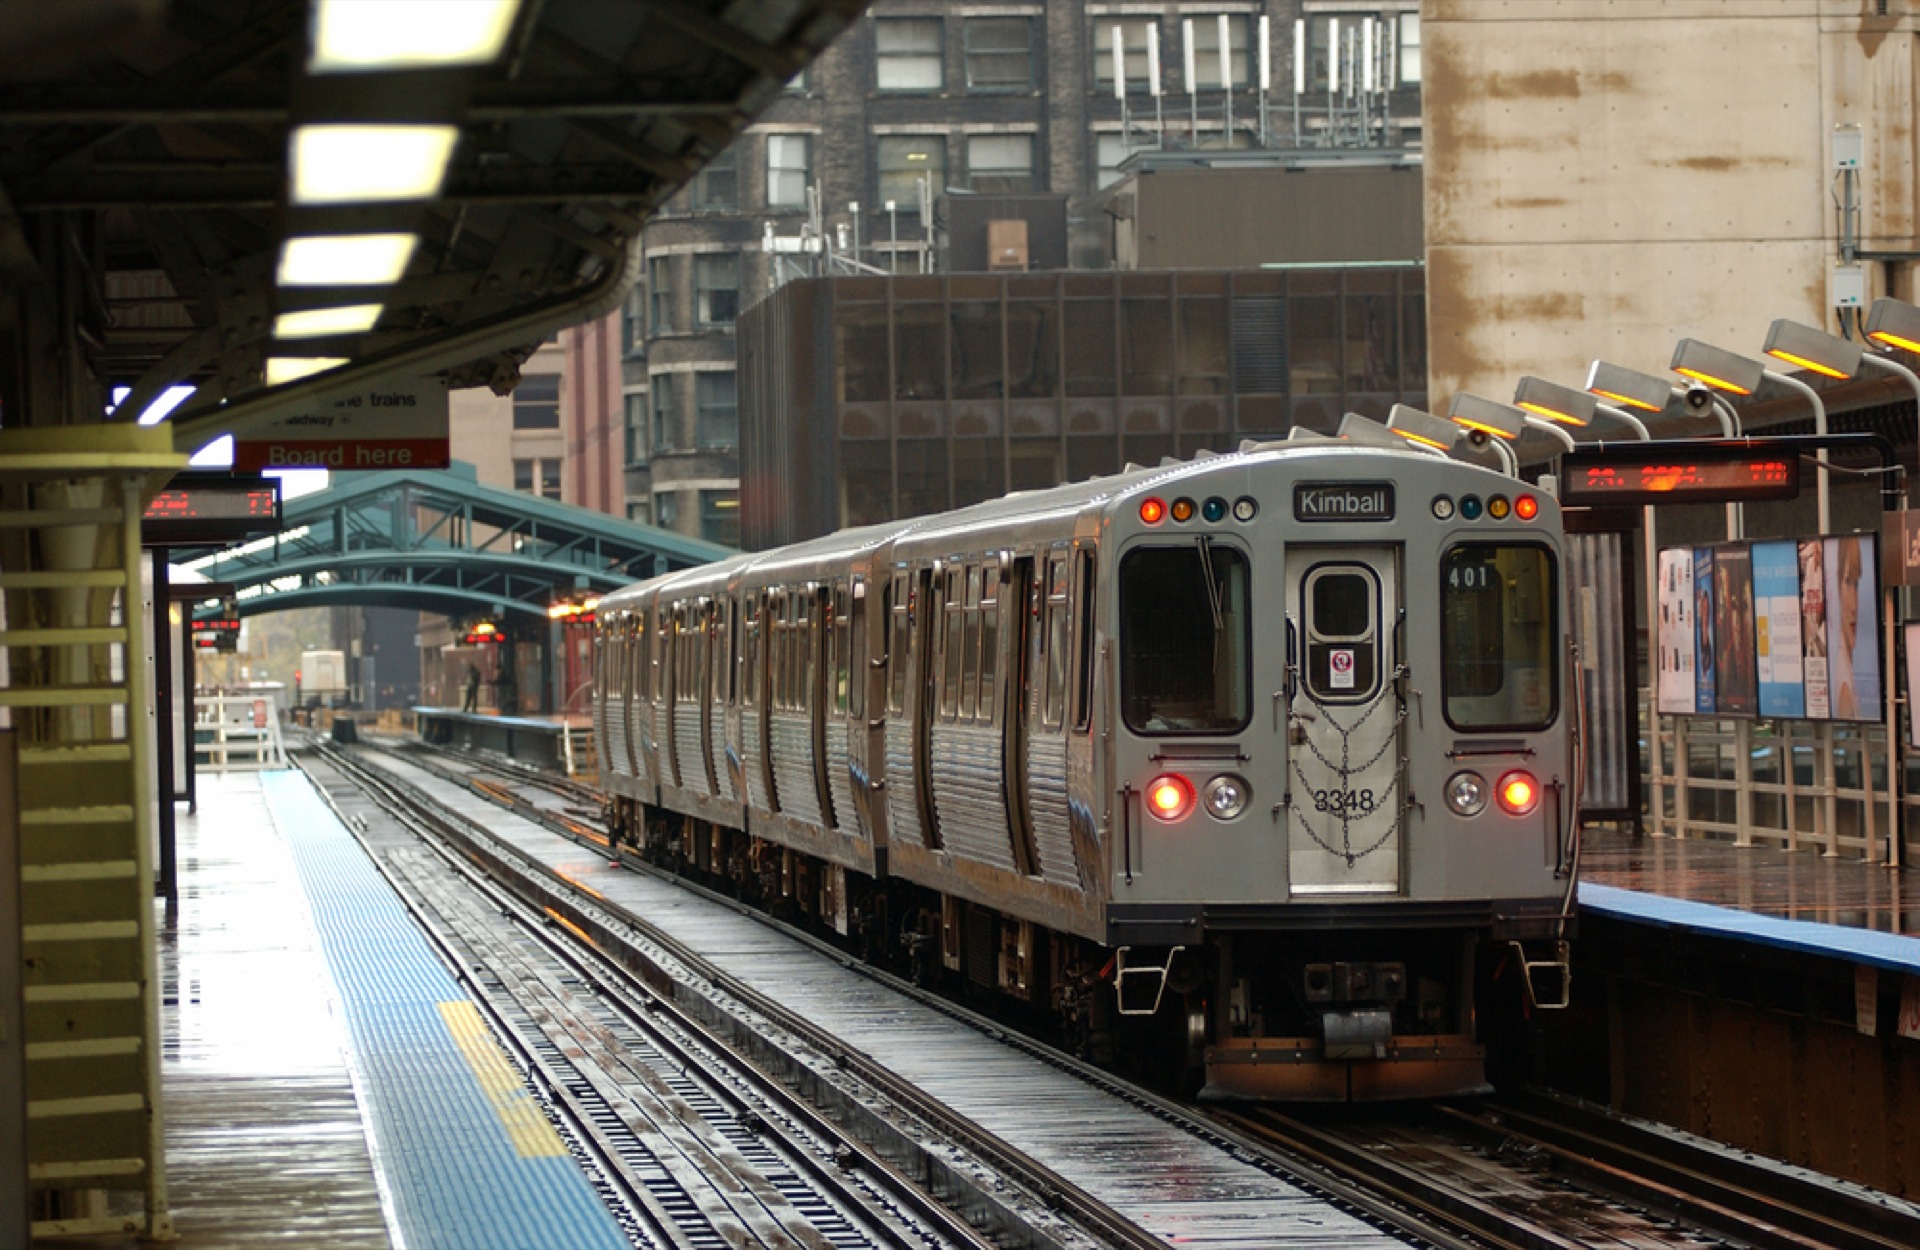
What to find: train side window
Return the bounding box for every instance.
[1042,556,1068,730]
[979,562,1000,725]
[851,578,869,720]
[742,600,758,708]
[1072,550,1096,731]
[711,597,730,704]
[833,584,851,714]
[961,563,982,721]
[889,573,911,713]
[942,568,964,719]
[801,593,818,712]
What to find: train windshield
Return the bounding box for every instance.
[1119,543,1251,734]
[1440,543,1558,730]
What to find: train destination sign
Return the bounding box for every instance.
[232,374,450,472]
[1559,441,1801,507]
[1295,481,1395,521]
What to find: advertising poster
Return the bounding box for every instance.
[1656,548,1697,715]
[1799,539,1830,719]
[1751,540,1804,719]
[1712,547,1757,715]
[1906,623,1920,749]
[1693,547,1717,715]
[1824,534,1881,721]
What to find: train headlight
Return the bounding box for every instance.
[1445,770,1488,816]
[1145,774,1195,822]
[1496,770,1541,815]
[1202,774,1250,820]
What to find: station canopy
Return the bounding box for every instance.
[0,0,866,449]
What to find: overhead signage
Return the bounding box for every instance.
[1294,481,1394,522]
[142,475,281,544]
[1560,442,1799,507]
[233,375,450,472]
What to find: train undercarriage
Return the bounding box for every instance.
[608,794,1546,1102]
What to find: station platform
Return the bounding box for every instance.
[412,707,594,776]
[141,767,625,1250]
[1580,825,1920,974]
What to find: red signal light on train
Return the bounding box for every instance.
[1496,770,1540,815]
[1139,497,1167,525]
[1513,494,1539,521]
[1145,773,1195,821]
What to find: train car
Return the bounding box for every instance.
[596,436,1578,1100]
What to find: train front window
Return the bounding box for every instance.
[1119,543,1250,734]
[1441,544,1557,730]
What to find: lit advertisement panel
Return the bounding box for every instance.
[1825,533,1881,721]
[1712,547,1756,716]
[1656,548,1696,715]
[1799,540,1830,719]
[1751,541,1803,720]
[1693,548,1716,715]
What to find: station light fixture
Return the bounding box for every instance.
[1385,403,1459,453]
[1585,359,1672,413]
[1336,412,1407,448]
[1865,296,1920,354]
[1445,392,1527,440]
[273,304,385,340]
[278,233,418,286]
[1513,375,1598,427]
[1670,338,1766,397]
[291,124,460,204]
[310,0,521,72]
[265,356,348,386]
[1762,318,1863,380]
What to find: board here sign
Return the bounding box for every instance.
[233,376,450,472]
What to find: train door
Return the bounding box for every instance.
[1284,546,1405,895]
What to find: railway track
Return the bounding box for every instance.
[336,734,1920,1249]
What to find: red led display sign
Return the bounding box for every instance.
[1559,442,1801,507]
[142,475,281,544]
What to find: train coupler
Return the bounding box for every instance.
[1509,939,1572,1010]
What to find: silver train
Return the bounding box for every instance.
[593,437,1579,1100]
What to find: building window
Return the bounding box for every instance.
[1186,15,1249,90]
[695,253,739,327]
[512,374,559,429]
[655,490,679,531]
[700,489,740,546]
[625,391,647,466]
[1091,18,1156,95]
[652,376,675,452]
[1096,133,1142,190]
[621,286,646,357]
[877,135,944,212]
[967,135,1034,194]
[767,133,811,208]
[964,17,1031,92]
[1309,14,1402,93]
[1399,13,1420,84]
[696,371,738,450]
[875,18,942,92]
[648,256,672,334]
[786,66,809,93]
[627,499,651,524]
[693,147,737,210]
[512,457,561,497]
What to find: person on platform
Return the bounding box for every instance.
[462,662,480,713]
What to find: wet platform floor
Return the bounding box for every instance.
[1581,824,1920,938]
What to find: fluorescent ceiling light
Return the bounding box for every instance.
[310,0,520,72]
[275,304,384,339]
[108,383,199,426]
[266,357,348,386]
[189,436,235,467]
[291,125,458,204]
[278,233,417,286]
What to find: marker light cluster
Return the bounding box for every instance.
[1431,493,1540,523]
[1145,772,1253,822]
[1139,495,1259,526]
[1445,768,1541,817]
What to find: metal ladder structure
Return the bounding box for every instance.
[0,426,183,1241]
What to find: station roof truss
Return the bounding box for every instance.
[0,0,866,448]
[179,463,729,620]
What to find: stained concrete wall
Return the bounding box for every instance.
[1422,1,1920,409]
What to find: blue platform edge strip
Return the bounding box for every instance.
[1580,881,1920,976]
[261,769,628,1250]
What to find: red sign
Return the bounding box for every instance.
[233,437,448,472]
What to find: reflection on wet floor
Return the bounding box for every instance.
[1582,825,1920,936]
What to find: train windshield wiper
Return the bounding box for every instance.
[1197,535,1223,635]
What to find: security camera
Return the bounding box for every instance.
[1681,383,1716,415]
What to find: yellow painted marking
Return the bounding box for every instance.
[436,1001,567,1157]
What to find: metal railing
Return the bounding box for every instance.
[194,692,289,771]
